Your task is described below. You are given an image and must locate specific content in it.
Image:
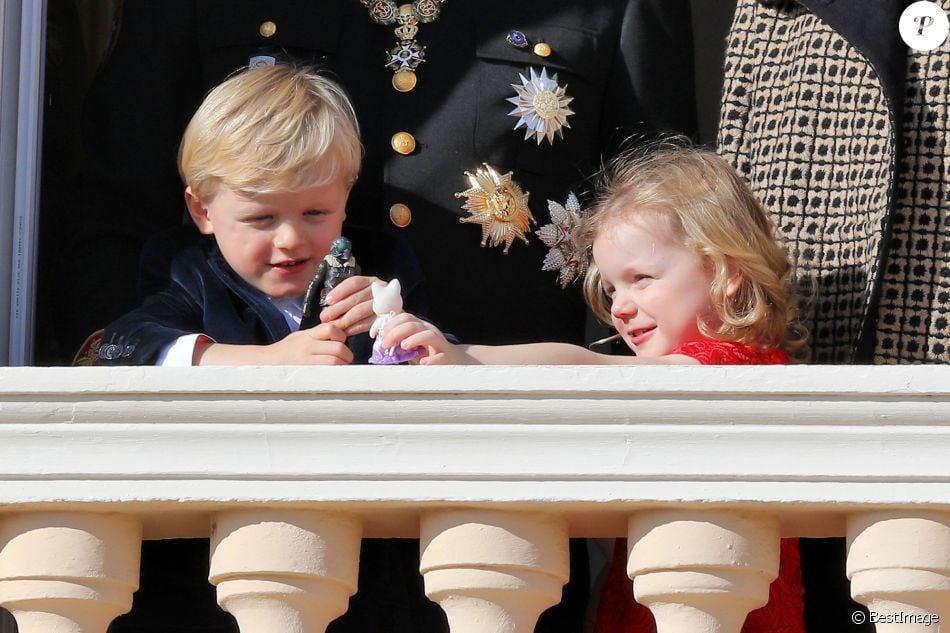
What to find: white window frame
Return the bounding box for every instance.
[0,0,46,366]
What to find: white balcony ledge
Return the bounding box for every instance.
[0,364,948,633]
[1,365,947,536]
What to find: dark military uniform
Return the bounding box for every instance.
[61,2,696,632]
[57,0,696,352]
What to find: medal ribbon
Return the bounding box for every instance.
[360,0,447,92]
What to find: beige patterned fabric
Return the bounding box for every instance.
[718,0,949,364]
[878,28,950,362]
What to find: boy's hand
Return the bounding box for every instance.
[379,312,461,365]
[319,275,377,335]
[267,323,354,365]
[194,323,353,365]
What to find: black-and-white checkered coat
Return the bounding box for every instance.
[720,0,949,364]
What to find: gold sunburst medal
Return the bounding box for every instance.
[455,163,535,254]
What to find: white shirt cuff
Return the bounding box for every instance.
[156,333,208,366]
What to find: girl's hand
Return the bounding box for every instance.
[379,312,461,365]
[319,275,378,336]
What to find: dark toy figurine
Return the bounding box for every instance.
[302,236,361,317]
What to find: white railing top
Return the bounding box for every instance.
[1,365,948,538]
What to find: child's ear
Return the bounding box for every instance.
[724,259,744,298]
[184,186,214,235]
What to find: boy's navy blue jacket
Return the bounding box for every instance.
[99,224,429,365]
[99,224,452,633]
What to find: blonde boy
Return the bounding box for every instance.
[100,64,422,365]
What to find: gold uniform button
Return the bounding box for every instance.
[259,21,277,37]
[389,203,412,228]
[533,41,552,57]
[391,131,417,155]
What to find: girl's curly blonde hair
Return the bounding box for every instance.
[583,141,810,361]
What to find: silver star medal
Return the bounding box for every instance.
[536,192,589,288]
[507,67,575,145]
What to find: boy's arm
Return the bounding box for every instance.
[104,260,354,366]
[104,290,354,365]
[99,286,207,365]
[99,228,217,365]
[193,323,352,365]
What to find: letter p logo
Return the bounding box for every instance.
[916,14,935,35]
[899,1,949,51]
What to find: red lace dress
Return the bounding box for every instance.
[594,340,805,633]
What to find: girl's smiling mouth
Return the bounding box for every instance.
[629,326,656,346]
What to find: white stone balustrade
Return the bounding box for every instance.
[210,510,362,633]
[848,512,950,631]
[0,513,140,633]
[0,365,948,633]
[627,510,780,633]
[421,510,569,633]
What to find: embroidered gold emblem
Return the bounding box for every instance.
[455,164,535,254]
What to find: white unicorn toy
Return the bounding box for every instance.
[368,278,422,364]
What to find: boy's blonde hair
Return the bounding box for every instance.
[583,142,810,361]
[179,64,362,201]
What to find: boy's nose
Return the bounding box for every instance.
[274,222,303,249]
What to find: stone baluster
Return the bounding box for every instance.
[0,512,141,633]
[209,510,361,633]
[420,510,568,633]
[626,510,779,633]
[848,512,950,631]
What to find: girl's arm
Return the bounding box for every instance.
[459,342,607,364]
[382,313,698,365]
[458,344,698,365]
[383,314,607,364]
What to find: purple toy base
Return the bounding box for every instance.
[369,341,423,365]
